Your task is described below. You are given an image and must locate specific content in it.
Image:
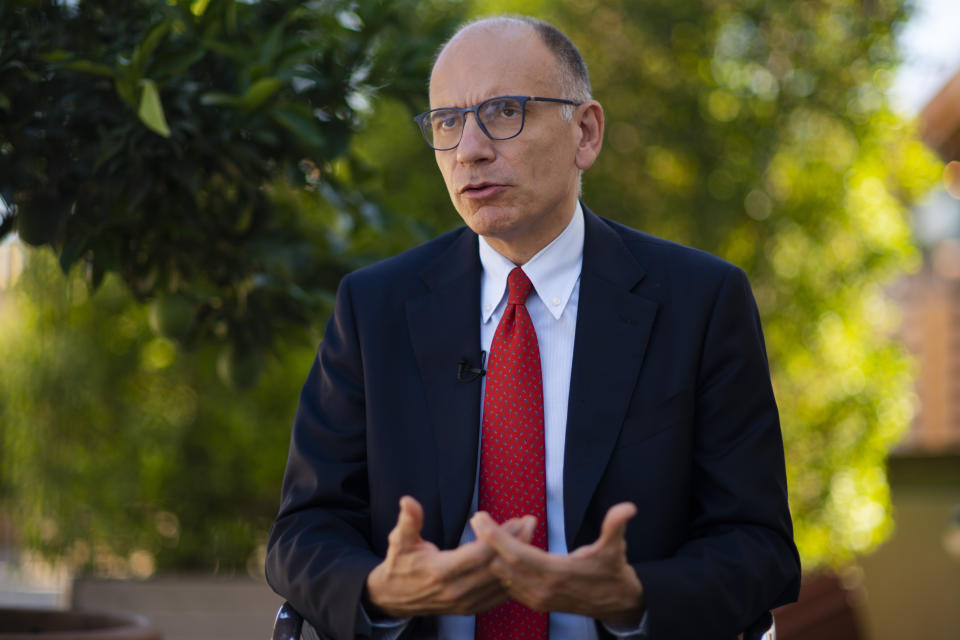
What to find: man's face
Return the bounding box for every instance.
[429,25,585,260]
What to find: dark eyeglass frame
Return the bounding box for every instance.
[413,95,582,151]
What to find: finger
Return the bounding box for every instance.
[472,511,547,566]
[425,551,509,615]
[501,517,525,537]
[517,515,537,543]
[435,538,498,577]
[388,495,425,552]
[470,510,505,544]
[500,515,537,543]
[595,502,637,548]
[470,510,495,540]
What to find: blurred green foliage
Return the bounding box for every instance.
[0,250,309,574]
[0,0,945,575]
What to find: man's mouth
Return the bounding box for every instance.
[460,183,507,199]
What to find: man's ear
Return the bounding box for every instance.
[574,101,604,171]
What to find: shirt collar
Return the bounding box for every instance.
[479,201,584,322]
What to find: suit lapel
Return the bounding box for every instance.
[405,229,484,549]
[564,209,659,549]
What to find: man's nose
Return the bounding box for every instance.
[456,113,495,164]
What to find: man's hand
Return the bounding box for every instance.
[470,502,645,625]
[365,496,533,618]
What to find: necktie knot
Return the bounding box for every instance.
[506,267,533,305]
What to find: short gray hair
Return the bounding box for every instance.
[434,15,592,119]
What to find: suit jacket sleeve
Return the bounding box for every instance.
[630,265,800,639]
[265,274,381,639]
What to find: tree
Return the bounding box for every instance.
[0,0,459,381]
[0,0,463,574]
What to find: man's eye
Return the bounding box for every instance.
[432,114,459,131]
[482,100,521,120]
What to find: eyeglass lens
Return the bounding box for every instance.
[425,97,525,149]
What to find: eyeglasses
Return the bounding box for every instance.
[413,95,582,150]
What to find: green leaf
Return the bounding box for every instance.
[191,0,212,16]
[132,22,171,77]
[198,38,245,62]
[199,91,242,107]
[61,59,119,78]
[259,20,287,67]
[271,105,326,149]
[241,77,283,113]
[274,43,315,73]
[150,48,206,79]
[39,50,71,62]
[59,234,90,273]
[115,77,138,108]
[138,79,171,138]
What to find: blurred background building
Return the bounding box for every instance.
[857,9,960,632]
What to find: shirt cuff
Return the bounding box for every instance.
[357,602,410,640]
[601,609,650,638]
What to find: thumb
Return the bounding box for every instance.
[388,495,425,552]
[596,502,637,548]
[500,515,537,543]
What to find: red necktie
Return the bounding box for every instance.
[476,267,548,640]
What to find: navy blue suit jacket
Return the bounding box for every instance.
[265,206,801,639]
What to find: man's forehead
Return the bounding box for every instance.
[437,20,533,58]
[429,23,560,107]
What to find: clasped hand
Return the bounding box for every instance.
[365,496,645,625]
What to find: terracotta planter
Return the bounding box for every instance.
[0,608,161,639]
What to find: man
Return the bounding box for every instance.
[266,15,800,640]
